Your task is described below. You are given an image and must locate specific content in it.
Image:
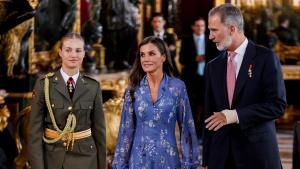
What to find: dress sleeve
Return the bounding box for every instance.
[112,88,136,169]
[177,84,200,169]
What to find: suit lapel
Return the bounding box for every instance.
[191,36,197,56]
[219,52,229,106]
[163,32,167,40]
[232,41,256,106]
[72,74,88,102]
[53,71,72,102]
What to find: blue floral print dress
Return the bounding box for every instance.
[112,74,200,169]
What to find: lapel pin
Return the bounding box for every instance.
[248,64,253,78]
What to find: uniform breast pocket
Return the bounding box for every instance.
[79,102,93,124]
[45,102,64,123]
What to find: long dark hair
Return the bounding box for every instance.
[129,36,174,99]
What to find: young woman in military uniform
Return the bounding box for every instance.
[28,33,106,169]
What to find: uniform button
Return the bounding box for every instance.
[51,104,54,107]
[68,106,72,111]
[90,145,93,149]
[89,106,92,109]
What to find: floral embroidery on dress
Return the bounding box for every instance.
[112,75,200,169]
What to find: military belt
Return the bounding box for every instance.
[44,128,92,150]
[44,128,92,140]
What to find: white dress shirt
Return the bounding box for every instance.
[193,34,206,76]
[222,38,248,124]
[60,68,79,86]
[154,30,165,40]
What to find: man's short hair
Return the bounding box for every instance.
[151,12,164,21]
[192,16,205,26]
[209,3,244,33]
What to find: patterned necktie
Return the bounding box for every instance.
[227,52,237,108]
[67,77,75,99]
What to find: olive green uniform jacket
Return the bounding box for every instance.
[28,71,106,169]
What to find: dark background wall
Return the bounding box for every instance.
[175,0,214,39]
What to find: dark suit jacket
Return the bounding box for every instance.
[293,121,300,169]
[179,35,218,77]
[202,41,286,169]
[29,71,106,169]
[162,32,177,58]
[273,26,298,46]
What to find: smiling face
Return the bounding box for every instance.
[208,14,233,51]
[140,43,166,74]
[59,38,85,71]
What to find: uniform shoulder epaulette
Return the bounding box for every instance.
[46,72,54,77]
[40,72,54,80]
[45,72,55,78]
[82,74,98,82]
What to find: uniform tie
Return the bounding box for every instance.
[67,77,75,99]
[227,52,237,108]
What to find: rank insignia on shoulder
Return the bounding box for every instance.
[83,74,97,82]
[83,74,92,79]
[45,72,54,78]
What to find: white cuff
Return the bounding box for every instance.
[221,109,239,124]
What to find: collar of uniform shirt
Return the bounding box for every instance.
[60,68,79,85]
[229,38,248,78]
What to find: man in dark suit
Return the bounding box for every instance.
[28,33,106,169]
[202,4,286,169]
[272,14,298,46]
[179,16,218,140]
[147,13,179,75]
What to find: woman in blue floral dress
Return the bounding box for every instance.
[112,36,200,169]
